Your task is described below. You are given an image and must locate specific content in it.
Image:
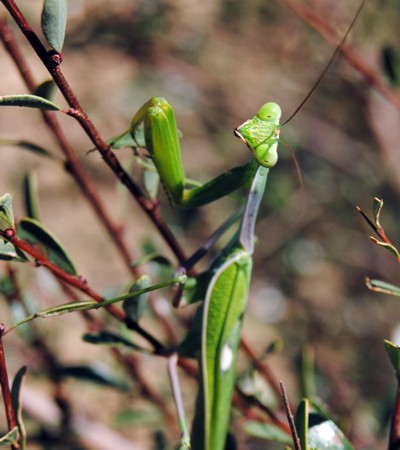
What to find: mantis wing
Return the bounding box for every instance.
[190,166,269,450]
[191,249,252,450]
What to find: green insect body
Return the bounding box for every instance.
[234,102,281,168]
[130,98,281,208]
[189,165,269,450]
[129,98,275,449]
[191,249,252,450]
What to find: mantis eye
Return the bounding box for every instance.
[257,102,282,122]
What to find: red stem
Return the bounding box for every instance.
[2,230,166,353]
[389,377,400,450]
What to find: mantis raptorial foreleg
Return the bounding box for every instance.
[129,97,280,208]
[188,165,268,450]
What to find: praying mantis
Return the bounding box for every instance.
[126,2,367,448]
[129,101,279,450]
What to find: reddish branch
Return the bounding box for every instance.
[0,0,187,265]
[1,228,166,354]
[0,17,137,276]
[0,326,18,449]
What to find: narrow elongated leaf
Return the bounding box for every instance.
[0,139,58,160]
[107,130,138,150]
[23,171,41,221]
[18,217,77,275]
[369,237,400,259]
[14,274,187,328]
[11,366,27,450]
[41,0,67,52]
[243,422,292,444]
[130,252,171,269]
[83,331,148,352]
[33,79,56,100]
[0,193,14,230]
[0,95,60,111]
[0,240,27,262]
[181,271,210,306]
[308,418,354,450]
[295,398,309,450]
[60,363,129,390]
[366,278,400,297]
[123,275,150,322]
[0,427,19,447]
[384,340,400,373]
[372,197,383,228]
[15,300,97,327]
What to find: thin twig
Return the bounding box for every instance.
[1,229,166,353]
[0,0,187,264]
[0,325,19,449]
[280,381,301,450]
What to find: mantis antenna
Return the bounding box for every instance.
[282,0,369,126]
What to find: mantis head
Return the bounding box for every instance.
[234,102,281,168]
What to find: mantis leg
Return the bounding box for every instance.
[130,98,259,208]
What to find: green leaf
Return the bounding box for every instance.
[114,407,162,426]
[0,240,27,262]
[60,363,129,390]
[181,272,210,306]
[243,421,292,444]
[11,366,27,450]
[18,217,77,275]
[295,398,308,450]
[123,275,150,322]
[130,252,171,269]
[0,193,14,230]
[372,197,383,228]
[308,417,354,450]
[300,347,315,399]
[0,94,60,111]
[107,130,139,150]
[0,139,59,160]
[384,340,400,373]
[33,79,56,100]
[15,300,97,327]
[370,237,400,259]
[41,0,67,52]
[177,306,202,358]
[0,427,19,447]
[83,330,148,352]
[366,278,400,297]
[382,46,400,88]
[23,171,41,221]
[14,274,187,328]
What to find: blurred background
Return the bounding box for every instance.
[1,0,400,448]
